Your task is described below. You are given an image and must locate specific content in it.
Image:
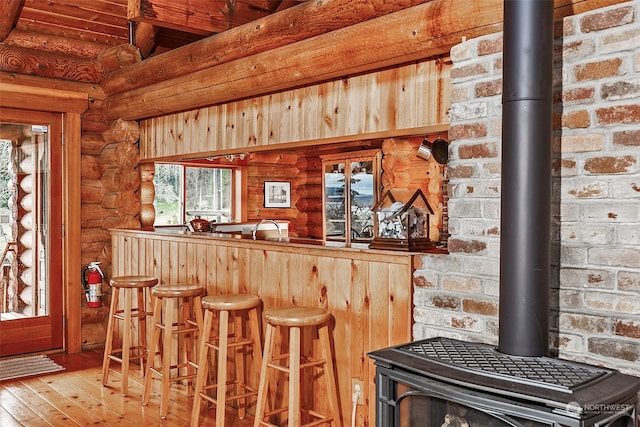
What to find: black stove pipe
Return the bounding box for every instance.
[498,0,554,357]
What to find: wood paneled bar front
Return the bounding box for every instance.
[111,228,414,425]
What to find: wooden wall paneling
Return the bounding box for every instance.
[377,67,395,131]
[138,58,451,160]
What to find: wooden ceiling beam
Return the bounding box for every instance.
[0,0,26,41]
[127,0,272,36]
[102,0,432,95]
[104,0,500,120]
[104,0,627,121]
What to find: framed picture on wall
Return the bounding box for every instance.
[264,181,291,208]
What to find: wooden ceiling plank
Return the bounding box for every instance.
[18,9,128,44]
[103,0,432,95]
[128,0,271,36]
[0,0,26,41]
[21,7,128,35]
[23,0,128,26]
[104,0,624,121]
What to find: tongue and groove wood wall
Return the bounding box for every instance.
[138,57,451,161]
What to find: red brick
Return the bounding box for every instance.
[580,6,635,33]
[588,338,640,362]
[458,142,498,159]
[554,87,595,105]
[474,79,502,98]
[447,238,487,254]
[450,63,489,80]
[430,295,460,310]
[552,158,577,174]
[584,156,636,174]
[413,274,435,289]
[613,130,640,147]
[462,298,498,316]
[596,104,640,125]
[614,320,640,339]
[448,164,475,179]
[562,110,590,129]
[602,80,640,100]
[574,58,622,81]
[448,123,488,140]
[478,36,503,56]
[450,316,478,330]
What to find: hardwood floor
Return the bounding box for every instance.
[0,350,253,426]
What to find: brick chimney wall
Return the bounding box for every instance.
[412,1,640,375]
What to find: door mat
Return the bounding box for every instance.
[0,354,65,382]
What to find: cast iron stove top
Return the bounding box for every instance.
[368,337,640,415]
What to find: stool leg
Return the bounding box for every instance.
[215,309,230,427]
[234,312,246,420]
[319,324,341,427]
[253,323,275,427]
[160,297,174,418]
[101,287,119,386]
[142,296,162,405]
[137,287,148,375]
[120,287,133,396]
[288,326,301,427]
[190,307,213,427]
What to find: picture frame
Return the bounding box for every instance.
[264,181,291,208]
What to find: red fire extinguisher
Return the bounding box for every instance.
[81,262,104,308]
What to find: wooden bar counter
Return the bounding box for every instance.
[111,228,415,426]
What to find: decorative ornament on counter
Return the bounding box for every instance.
[369,189,435,252]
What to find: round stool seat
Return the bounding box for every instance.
[265,306,330,327]
[202,293,261,311]
[151,283,204,298]
[110,275,158,288]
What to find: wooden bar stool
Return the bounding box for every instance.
[191,294,263,427]
[142,283,205,418]
[101,275,157,396]
[253,306,342,427]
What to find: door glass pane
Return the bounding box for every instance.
[350,160,374,241]
[1,124,49,319]
[324,162,346,240]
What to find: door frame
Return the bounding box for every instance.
[1,81,87,353]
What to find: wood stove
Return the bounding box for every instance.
[368,337,640,426]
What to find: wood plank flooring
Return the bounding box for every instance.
[0,351,253,426]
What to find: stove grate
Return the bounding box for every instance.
[398,338,608,392]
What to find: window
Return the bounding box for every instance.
[153,163,234,226]
[321,149,380,245]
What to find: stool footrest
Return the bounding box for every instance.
[113,310,152,321]
[260,407,333,427]
[266,353,326,374]
[209,337,253,351]
[198,388,258,405]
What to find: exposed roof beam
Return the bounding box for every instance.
[104,0,627,121]
[102,0,432,95]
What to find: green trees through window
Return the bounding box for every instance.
[153,163,233,226]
